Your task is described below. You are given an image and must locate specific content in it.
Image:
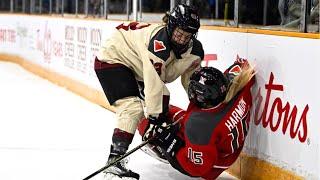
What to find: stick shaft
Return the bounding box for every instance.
[83,138,152,180]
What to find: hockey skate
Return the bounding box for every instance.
[103,154,140,180]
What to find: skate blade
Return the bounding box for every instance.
[104,173,138,180]
[140,146,169,164]
[104,173,122,180]
[121,177,138,180]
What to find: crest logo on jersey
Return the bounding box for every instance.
[154,40,166,52]
[228,65,242,76]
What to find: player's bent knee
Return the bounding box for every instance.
[114,97,144,134]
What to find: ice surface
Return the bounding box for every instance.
[0,61,237,180]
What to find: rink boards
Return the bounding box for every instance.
[0,14,319,180]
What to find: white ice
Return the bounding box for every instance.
[0,61,237,180]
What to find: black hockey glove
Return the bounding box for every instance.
[142,115,167,141]
[153,123,184,158]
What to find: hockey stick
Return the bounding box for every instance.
[83,120,180,180]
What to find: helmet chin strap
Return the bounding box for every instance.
[171,43,188,56]
[170,39,191,57]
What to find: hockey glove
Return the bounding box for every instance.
[142,115,167,141]
[143,95,170,141]
[153,123,184,158]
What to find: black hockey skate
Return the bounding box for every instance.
[104,154,140,180]
[104,130,139,180]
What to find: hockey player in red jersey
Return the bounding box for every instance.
[139,59,255,179]
[94,4,204,180]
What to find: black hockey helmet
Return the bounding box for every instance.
[167,4,200,36]
[188,67,230,108]
[167,4,200,54]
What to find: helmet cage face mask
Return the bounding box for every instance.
[171,27,193,46]
[188,81,217,108]
[188,67,229,108]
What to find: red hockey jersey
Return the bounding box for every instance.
[138,60,255,179]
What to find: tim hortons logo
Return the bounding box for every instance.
[253,72,309,143]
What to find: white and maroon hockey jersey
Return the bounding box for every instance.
[97,22,204,117]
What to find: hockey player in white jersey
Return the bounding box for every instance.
[94,4,204,179]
